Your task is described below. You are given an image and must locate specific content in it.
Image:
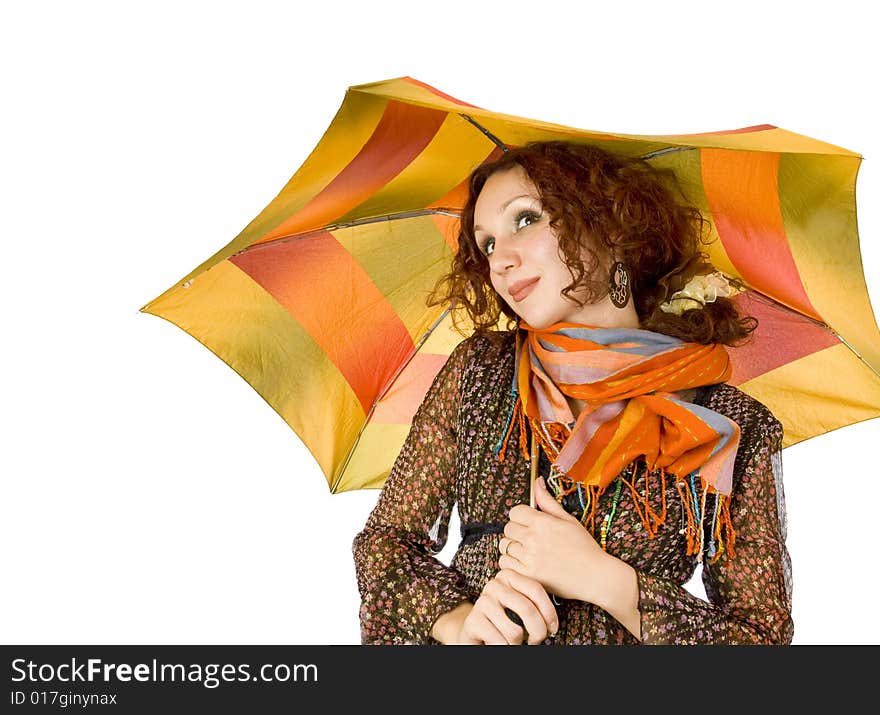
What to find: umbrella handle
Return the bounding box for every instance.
[529,432,562,610]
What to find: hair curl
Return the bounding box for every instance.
[426,140,756,346]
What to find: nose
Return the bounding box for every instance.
[487,236,520,276]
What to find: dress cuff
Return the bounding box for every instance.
[635,570,700,645]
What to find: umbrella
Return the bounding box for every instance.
[140,76,880,494]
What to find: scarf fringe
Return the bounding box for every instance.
[675,473,736,563]
[618,464,667,539]
[493,394,533,465]
[610,465,737,563]
[493,393,737,563]
[492,389,519,462]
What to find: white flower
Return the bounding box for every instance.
[659,272,738,316]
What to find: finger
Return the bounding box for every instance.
[508,503,538,526]
[498,537,525,565]
[458,634,483,645]
[488,586,549,645]
[482,580,538,645]
[498,552,527,575]
[470,588,520,645]
[504,538,525,564]
[465,612,510,646]
[497,570,559,635]
[495,570,552,611]
[482,600,527,645]
[503,521,530,543]
[534,477,575,520]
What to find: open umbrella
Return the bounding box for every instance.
[140,76,880,494]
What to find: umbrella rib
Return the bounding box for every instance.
[834,332,880,379]
[234,209,462,255]
[451,119,692,162]
[459,114,509,152]
[741,288,880,379]
[742,287,830,329]
[330,303,456,493]
[640,146,697,160]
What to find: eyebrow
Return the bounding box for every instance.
[473,194,533,232]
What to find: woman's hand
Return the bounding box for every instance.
[452,569,559,645]
[499,476,611,604]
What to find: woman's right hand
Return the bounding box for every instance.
[450,569,559,645]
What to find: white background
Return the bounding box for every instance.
[2,1,878,645]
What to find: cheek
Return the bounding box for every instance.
[536,237,569,277]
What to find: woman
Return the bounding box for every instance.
[352,141,793,645]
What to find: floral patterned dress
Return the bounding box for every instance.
[352,330,793,645]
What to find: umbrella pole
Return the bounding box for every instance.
[529,431,538,509]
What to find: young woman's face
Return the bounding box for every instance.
[473,165,617,330]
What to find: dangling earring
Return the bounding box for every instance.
[608,261,631,308]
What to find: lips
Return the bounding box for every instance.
[509,277,540,302]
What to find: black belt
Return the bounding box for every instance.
[460,520,504,545]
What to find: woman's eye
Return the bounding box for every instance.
[477,210,540,256]
[515,210,541,231]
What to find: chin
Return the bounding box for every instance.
[514,312,560,330]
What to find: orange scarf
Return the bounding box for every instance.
[494,321,741,561]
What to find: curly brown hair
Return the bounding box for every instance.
[426,140,756,346]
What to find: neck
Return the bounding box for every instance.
[586,297,641,330]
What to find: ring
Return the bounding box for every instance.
[502,539,513,557]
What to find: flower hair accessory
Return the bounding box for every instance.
[659,271,738,316]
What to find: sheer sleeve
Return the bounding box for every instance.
[352,338,475,645]
[636,416,794,644]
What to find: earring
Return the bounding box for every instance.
[608,261,630,308]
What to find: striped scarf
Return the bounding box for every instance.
[495,321,741,561]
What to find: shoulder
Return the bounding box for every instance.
[449,329,516,368]
[699,383,782,437]
[441,330,518,408]
[699,383,784,466]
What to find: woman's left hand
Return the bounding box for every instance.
[498,476,610,604]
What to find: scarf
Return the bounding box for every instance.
[494,321,741,562]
